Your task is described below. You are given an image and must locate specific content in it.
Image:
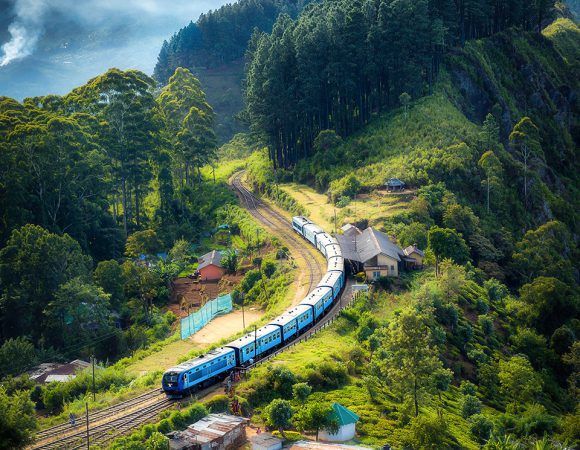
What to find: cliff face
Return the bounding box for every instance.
[445,20,578,184]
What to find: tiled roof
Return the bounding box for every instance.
[198,250,223,270]
[337,227,404,263]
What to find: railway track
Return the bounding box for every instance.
[29,389,175,450]
[231,171,325,294]
[30,172,347,449]
[230,172,355,367]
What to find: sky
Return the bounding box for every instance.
[0,0,227,100]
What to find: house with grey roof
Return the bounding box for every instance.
[403,244,425,269]
[197,250,225,281]
[336,225,405,279]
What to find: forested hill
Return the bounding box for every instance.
[244,0,574,170]
[153,0,311,83]
[153,0,313,142]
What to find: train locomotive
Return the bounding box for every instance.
[162,216,345,396]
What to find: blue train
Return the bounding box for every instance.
[162,216,345,396]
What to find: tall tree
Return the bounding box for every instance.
[478,150,502,214]
[66,69,159,236]
[428,226,470,275]
[509,117,544,208]
[376,308,448,416]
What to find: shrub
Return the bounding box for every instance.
[272,430,304,442]
[240,270,262,293]
[461,394,482,418]
[262,260,277,278]
[292,383,312,404]
[328,174,361,203]
[336,196,351,208]
[469,414,493,443]
[478,315,494,336]
[460,381,477,396]
[515,403,557,437]
[305,361,348,390]
[205,394,229,413]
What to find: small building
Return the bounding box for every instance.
[318,403,360,442]
[403,244,425,269]
[340,223,361,237]
[251,433,283,450]
[197,250,225,281]
[167,414,249,450]
[336,226,405,279]
[385,178,406,191]
[29,359,91,384]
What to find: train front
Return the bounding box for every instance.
[162,369,183,396]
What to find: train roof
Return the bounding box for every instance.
[269,304,313,327]
[325,243,343,258]
[318,271,343,288]
[165,347,234,374]
[292,216,311,226]
[300,286,331,307]
[317,232,335,245]
[327,256,344,271]
[225,324,280,349]
[269,312,297,327]
[303,223,324,235]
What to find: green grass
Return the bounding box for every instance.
[279,182,413,231]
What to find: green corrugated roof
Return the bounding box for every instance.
[331,403,360,426]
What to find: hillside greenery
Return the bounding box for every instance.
[244,0,559,169]
[238,13,578,450]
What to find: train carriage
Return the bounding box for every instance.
[302,223,324,246]
[325,242,342,259]
[269,313,299,342]
[316,232,335,256]
[162,347,236,395]
[317,271,344,306]
[292,216,311,234]
[327,255,345,275]
[300,286,332,320]
[225,325,282,366]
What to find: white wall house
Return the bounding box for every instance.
[318,403,360,442]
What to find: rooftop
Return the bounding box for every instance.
[403,244,425,257]
[168,414,249,448]
[29,359,91,384]
[198,250,223,270]
[336,227,404,263]
[331,402,360,426]
[385,178,405,187]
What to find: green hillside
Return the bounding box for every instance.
[240,17,579,449]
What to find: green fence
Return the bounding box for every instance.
[180,293,233,340]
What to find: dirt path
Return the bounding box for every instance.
[190,309,262,345]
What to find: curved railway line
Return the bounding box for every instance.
[231,171,325,295]
[30,172,348,449]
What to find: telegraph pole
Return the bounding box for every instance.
[91,356,95,402]
[85,402,89,450]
